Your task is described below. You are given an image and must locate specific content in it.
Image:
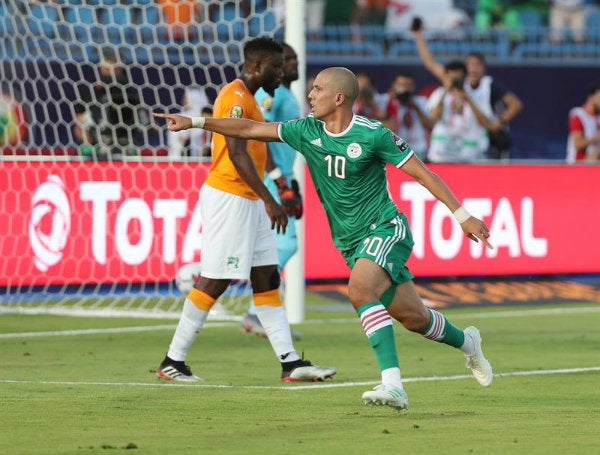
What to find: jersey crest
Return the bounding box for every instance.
[346,142,362,158]
[229,105,243,118]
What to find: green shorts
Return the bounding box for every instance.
[341,212,414,286]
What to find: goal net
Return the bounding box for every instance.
[0,0,288,319]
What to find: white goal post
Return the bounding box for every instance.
[0,0,308,321]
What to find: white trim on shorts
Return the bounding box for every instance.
[199,184,279,279]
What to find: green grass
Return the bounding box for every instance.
[1,296,599,455]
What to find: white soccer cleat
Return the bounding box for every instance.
[362,384,409,410]
[281,359,337,382]
[464,326,493,387]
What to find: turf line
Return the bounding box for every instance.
[1,366,598,390]
[1,305,598,339]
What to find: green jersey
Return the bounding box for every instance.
[279,114,414,251]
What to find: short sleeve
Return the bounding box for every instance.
[375,126,414,167]
[279,117,308,153]
[569,113,584,133]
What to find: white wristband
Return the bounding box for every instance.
[453,206,471,224]
[190,116,205,128]
[268,167,283,180]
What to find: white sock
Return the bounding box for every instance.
[381,367,403,390]
[460,331,476,356]
[254,305,300,362]
[167,299,209,361]
[247,301,257,316]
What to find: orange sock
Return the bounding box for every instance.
[187,288,216,311]
[253,289,282,307]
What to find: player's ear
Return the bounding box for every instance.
[335,92,345,106]
[252,60,262,75]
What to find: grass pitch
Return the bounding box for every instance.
[1,294,599,455]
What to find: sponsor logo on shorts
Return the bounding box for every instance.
[227,257,240,270]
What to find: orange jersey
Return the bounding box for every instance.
[205,79,266,199]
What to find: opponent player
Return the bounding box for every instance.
[240,42,304,338]
[156,38,336,383]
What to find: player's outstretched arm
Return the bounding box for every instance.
[153,112,280,142]
[401,155,493,249]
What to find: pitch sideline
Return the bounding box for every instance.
[0,366,598,390]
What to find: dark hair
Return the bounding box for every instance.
[588,80,600,96]
[243,37,283,61]
[467,52,486,66]
[445,60,467,74]
[395,71,414,80]
[279,41,293,52]
[101,46,118,63]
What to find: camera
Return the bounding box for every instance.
[451,78,465,89]
[396,90,413,104]
[410,16,423,32]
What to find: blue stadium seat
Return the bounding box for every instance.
[28,4,59,38]
[110,7,129,25]
[307,40,385,64]
[63,7,95,43]
[143,5,160,25]
[519,10,543,41]
[586,10,600,39]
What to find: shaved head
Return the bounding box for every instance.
[318,67,359,105]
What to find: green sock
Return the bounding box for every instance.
[357,302,399,370]
[380,284,397,308]
[423,308,465,348]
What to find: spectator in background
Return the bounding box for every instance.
[352,72,388,121]
[74,47,147,160]
[549,0,587,43]
[352,0,388,27]
[474,0,523,41]
[323,0,357,26]
[158,0,200,40]
[566,80,600,163]
[167,87,210,158]
[425,61,497,162]
[382,72,434,161]
[412,21,523,160]
[354,85,389,123]
[167,87,212,160]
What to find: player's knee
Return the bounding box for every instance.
[268,268,281,290]
[347,283,379,309]
[400,309,430,333]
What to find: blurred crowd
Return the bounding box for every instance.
[307,0,600,42]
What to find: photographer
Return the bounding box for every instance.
[426,61,497,163]
[74,47,148,160]
[411,16,522,160]
[384,72,433,161]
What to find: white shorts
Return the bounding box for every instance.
[199,184,279,280]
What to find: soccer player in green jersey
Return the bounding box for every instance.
[154,66,494,411]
